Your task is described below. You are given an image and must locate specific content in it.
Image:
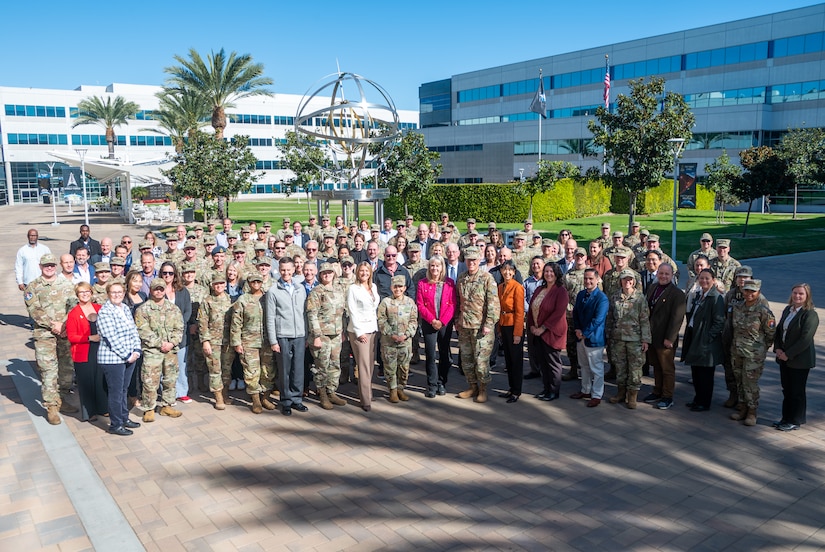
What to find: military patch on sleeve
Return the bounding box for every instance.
[24,291,33,301]
[768,318,776,329]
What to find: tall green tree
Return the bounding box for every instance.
[703,150,741,224]
[163,48,273,139]
[735,146,790,237]
[277,131,327,218]
[161,131,261,220]
[72,95,140,159]
[588,77,695,228]
[776,127,825,219]
[378,131,442,217]
[144,89,211,152]
[515,160,580,219]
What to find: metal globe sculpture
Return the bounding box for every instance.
[295,72,400,186]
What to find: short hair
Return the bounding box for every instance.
[698,267,716,279]
[105,280,125,296]
[645,249,662,260]
[694,253,710,266]
[74,281,93,296]
[279,256,295,267]
[583,267,600,278]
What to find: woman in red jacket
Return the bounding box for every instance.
[497,260,525,402]
[66,281,106,421]
[416,255,457,398]
[527,262,569,401]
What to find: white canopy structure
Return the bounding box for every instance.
[48,151,175,222]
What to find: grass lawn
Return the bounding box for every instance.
[196,199,825,262]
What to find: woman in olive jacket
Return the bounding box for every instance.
[773,283,819,431]
[681,268,726,411]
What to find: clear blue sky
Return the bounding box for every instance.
[1,0,819,110]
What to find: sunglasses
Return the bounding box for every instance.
[122,240,132,244]
[161,271,175,275]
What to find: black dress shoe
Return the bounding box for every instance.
[498,390,513,398]
[293,403,309,413]
[539,393,559,402]
[108,426,133,436]
[776,422,800,432]
[506,395,520,403]
[534,392,547,399]
[425,391,436,398]
[524,372,540,380]
[124,419,141,429]
[685,401,696,408]
[772,419,786,428]
[690,405,709,412]
[281,406,292,416]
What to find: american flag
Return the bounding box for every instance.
[603,69,610,110]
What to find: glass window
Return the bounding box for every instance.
[72,135,81,145]
[787,35,805,56]
[8,134,18,144]
[684,53,697,71]
[25,105,35,116]
[4,105,13,116]
[58,135,68,145]
[725,46,740,65]
[739,43,755,62]
[805,32,823,53]
[710,48,725,66]
[46,106,56,117]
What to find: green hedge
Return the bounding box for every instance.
[385,180,715,223]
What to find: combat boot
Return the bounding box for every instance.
[474,383,488,403]
[397,388,410,402]
[328,391,347,406]
[609,386,627,404]
[222,387,233,405]
[318,388,334,410]
[143,409,155,423]
[744,407,758,427]
[46,405,61,425]
[250,393,263,414]
[160,405,182,418]
[723,390,738,408]
[59,396,78,413]
[626,390,638,409]
[388,388,400,403]
[457,383,478,399]
[261,394,276,410]
[730,403,747,421]
[214,391,226,410]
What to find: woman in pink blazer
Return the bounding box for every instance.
[416,255,457,398]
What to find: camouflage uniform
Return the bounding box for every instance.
[160,248,185,265]
[25,275,75,407]
[455,269,500,385]
[186,283,209,387]
[712,257,742,292]
[511,248,531,277]
[606,289,651,391]
[563,268,586,375]
[623,233,641,249]
[686,248,718,277]
[135,299,184,411]
[306,283,346,393]
[377,294,419,390]
[198,291,234,392]
[230,292,274,395]
[91,282,109,305]
[731,300,776,408]
[602,267,641,299]
[336,274,356,381]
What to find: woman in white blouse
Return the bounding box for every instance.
[347,262,380,411]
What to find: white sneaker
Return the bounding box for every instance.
[237,380,246,390]
[229,379,237,390]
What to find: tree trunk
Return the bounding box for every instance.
[528,196,534,221]
[742,200,753,238]
[627,191,638,231]
[106,127,116,159]
[217,196,227,220]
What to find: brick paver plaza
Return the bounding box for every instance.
[2,204,824,551]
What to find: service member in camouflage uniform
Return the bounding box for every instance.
[721,265,762,408]
[729,279,776,426]
[135,278,185,422]
[623,221,642,249]
[336,256,357,383]
[160,233,185,264]
[602,248,640,299]
[91,262,111,304]
[377,275,419,403]
[231,273,276,413]
[181,262,208,391]
[198,274,235,409]
[454,247,500,403]
[25,253,77,424]
[561,247,588,381]
[511,232,532,277]
[711,239,741,292]
[306,263,348,409]
[606,269,651,408]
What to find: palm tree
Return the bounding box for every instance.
[163,48,273,140]
[144,89,211,152]
[72,95,140,159]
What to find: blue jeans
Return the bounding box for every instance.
[277,337,305,407]
[175,346,188,397]
[101,362,136,429]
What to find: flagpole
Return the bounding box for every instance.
[602,55,609,175]
[538,69,542,164]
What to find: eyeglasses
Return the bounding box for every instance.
[77,290,92,295]
[274,246,285,250]
[385,254,397,258]
[306,248,318,251]
[161,271,175,275]
[122,240,132,244]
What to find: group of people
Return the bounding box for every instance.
[17,214,818,435]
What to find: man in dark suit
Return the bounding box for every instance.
[643,263,686,410]
[559,239,577,274]
[69,224,101,257]
[640,249,662,294]
[90,237,114,265]
[444,243,467,283]
[410,223,435,260]
[291,221,311,249]
[489,247,524,285]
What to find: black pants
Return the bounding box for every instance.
[100,362,136,429]
[565,316,579,374]
[690,365,715,408]
[422,321,452,392]
[780,364,809,425]
[500,326,524,395]
[128,355,142,399]
[75,352,108,421]
[537,338,563,396]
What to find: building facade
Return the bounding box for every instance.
[419,4,825,185]
[0,83,418,206]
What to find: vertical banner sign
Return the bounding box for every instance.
[678,163,697,209]
[63,167,83,203]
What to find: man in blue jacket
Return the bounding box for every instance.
[571,268,609,407]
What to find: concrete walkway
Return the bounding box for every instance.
[2,203,824,551]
